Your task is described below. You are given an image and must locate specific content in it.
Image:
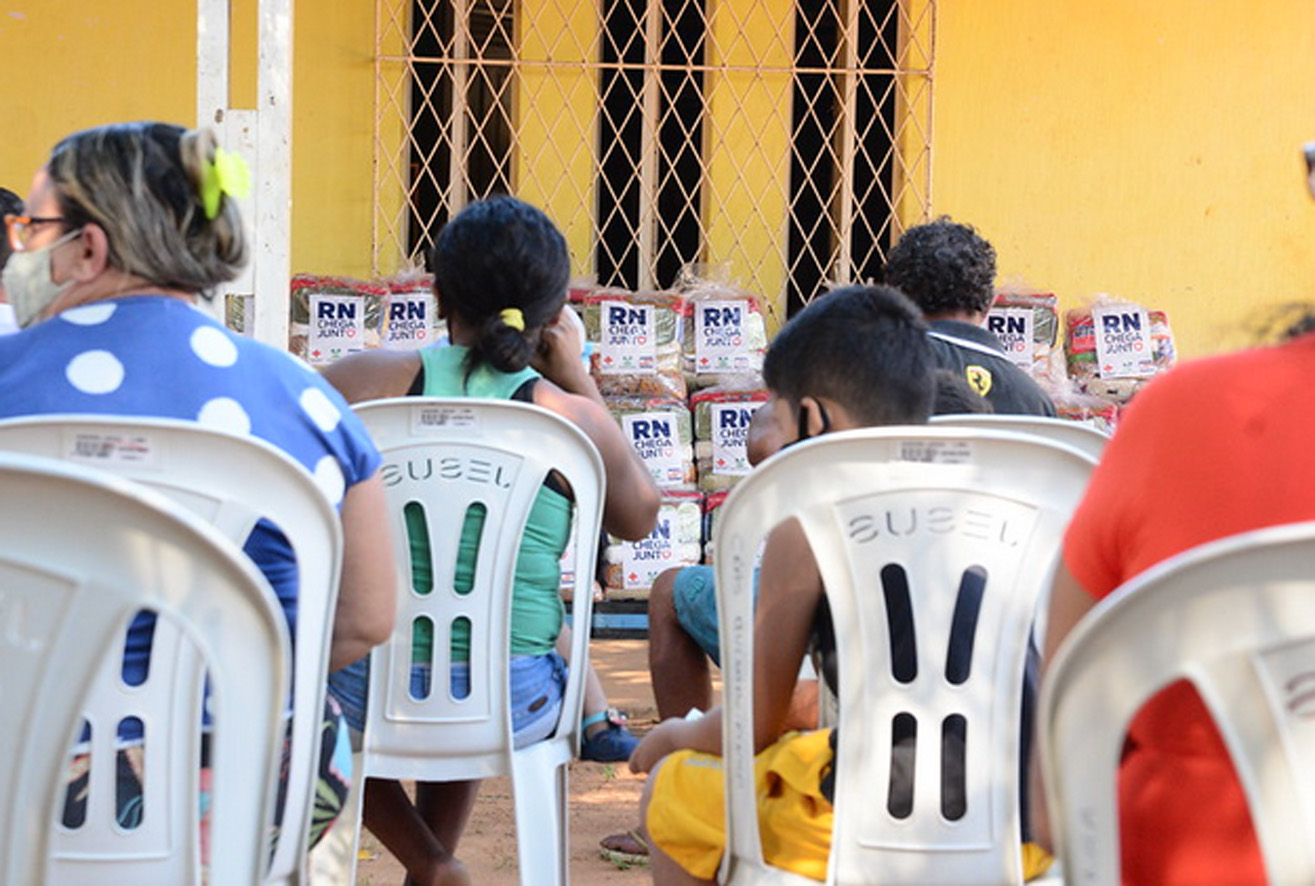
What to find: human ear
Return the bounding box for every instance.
[67,223,112,281]
[797,396,830,438]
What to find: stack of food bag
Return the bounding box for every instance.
[576,272,773,600]
[284,273,439,365]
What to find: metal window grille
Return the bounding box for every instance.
[374,0,934,316]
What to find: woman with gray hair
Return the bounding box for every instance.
[0,121,396,854]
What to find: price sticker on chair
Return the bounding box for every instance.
[412,405,479,433]
[63,431,159,467]
[898,440,975,465]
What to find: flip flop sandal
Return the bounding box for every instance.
[599,828,650,868]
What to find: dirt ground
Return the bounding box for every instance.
[351,638,680,886]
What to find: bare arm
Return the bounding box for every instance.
[1029,560,1100,851]
[533,307,661,540]
[630,519,821,772]
[319,348,422,404]
[748,519,822,748]
[327,472,397,670]
[316,351,416,669]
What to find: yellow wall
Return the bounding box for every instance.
[0,0,377,278]
[0,4,197,185]
[931,0,1315,359]
[10,0,1315,355]
[515,0,599,272]
[704,0,794,324]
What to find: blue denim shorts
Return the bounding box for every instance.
[672,565,762,668]
[327,651,567,750]
[672,566,724,667]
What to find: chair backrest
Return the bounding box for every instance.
[353,397,605,781]
[1039,522,1315,886]
[0,415,342,884]
[0,452,288,886]
[714,427,1096,885]
[930,414,1109,462]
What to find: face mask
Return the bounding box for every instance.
[2,228,82,329]
[783,401,832,450]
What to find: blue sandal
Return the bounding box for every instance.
[579,708,639,762]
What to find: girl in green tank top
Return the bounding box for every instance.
[409,344,572,664]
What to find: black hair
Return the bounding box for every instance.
[763,284,935,427]
[932,368,993,415]
[431,196,570,378]
[1245,301,1315,345]
[884,216,997,317]
[0,187,23,270]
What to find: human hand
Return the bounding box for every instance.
[531,305,590,391]
[628,717,696,774]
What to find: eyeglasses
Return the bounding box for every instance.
[4,214,68,253]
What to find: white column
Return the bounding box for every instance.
[197,0,294,351]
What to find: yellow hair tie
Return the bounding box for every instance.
[500,307,525,331]
[200,147,252,220]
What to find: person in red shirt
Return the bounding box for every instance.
[1040,323,1315,884]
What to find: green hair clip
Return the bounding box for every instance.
[200,147,251,220]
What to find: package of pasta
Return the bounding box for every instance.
[584,289,688,399]
[604,491,703,600]
[288,274,386,365]
[986,290,1064,385]
[680,279,769,390]
[1065,297,1176,404]
[691,388,770,493]
[608,396,696,490]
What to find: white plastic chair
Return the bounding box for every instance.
[930,414,1109,462]
[0,451,288,886]
[348,397,606,886]
[714,426,1096,885]
[1039,521,1315,886]
[0,416,342,886]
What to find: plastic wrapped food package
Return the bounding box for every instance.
[691,387,769,493]
[603,491,703,599]
[286,273,442,364]
[557,533,605,604]
[986,290,1065,386]
[1065,297,1176,405]
[1052,388,1121,435]
[680,280,768,390]
[584,289,689,400]
[380,274,442,350]
[608,397,696,490]
[288,274,385,364]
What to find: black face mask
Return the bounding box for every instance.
[785,401,831,449]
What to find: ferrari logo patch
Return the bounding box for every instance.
[965,365,993,397]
